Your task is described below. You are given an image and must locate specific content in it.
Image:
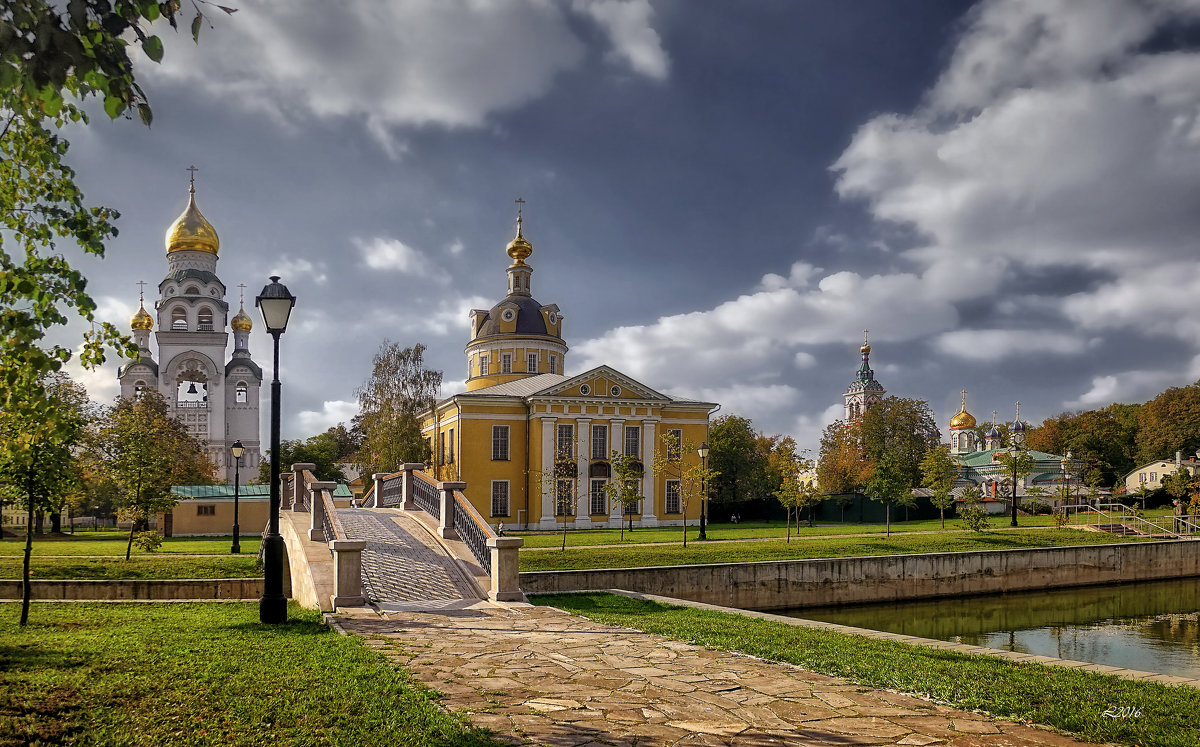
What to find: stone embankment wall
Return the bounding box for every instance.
[521,541,1200,610]
[0,578,262,601]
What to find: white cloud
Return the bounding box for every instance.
[297,400,359,434]
[145,0,669,153]
[574,0,670,80]
[269,255,328,285]
[934,329,1088,361]
[357,237,449,282]
[793,351,817,369]
[445,238,465,256]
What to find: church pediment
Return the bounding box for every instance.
[530,365,669,402]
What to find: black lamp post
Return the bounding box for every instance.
[230,440,244,554]
[256,276,295,625]
[697,441,709,540]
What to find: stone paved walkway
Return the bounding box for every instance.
[337,508,478,604]
[335,603,1102,747]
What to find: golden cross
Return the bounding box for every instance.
[238,283,246,306]
[863,329,869,346]
[136,280,147,301]
[1014,401,1021,421]
[960,389,968,410]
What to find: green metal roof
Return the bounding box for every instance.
[172,484,271,498]
[333,484,352,498]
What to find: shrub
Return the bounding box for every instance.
[132,531,163,553]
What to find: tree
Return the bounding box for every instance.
[920,444,958,529]
[0,372,88,625]
[995,446,1034,527]
[93,392,212,559]
[774,474,802,541]
[355,342,442,477]
[604,451,645,541]
[1027,406,1139,487]
[865,454,912,538]
[1136,382,1200,465]
[958,485,990,532]
[858,396,940,489]
[708,415,768,505]
[817,420,873,497]
[258,423,360,483]
[652,430,717,547]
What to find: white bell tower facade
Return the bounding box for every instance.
[118,171,262,482]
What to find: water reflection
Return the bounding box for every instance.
[785,577,1200,679]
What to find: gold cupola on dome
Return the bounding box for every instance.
[131,302,153,330]
[949,390,977,429]
[506,211,533,266]
[230,305,253,332]
[165,173,219,255]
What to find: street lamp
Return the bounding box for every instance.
[230,440,244,554]
[256,276,296,625]
[697,441,709,540]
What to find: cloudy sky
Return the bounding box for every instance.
[57,0,1200,451]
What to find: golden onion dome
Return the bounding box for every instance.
[131,304,153,330]
[506,216,532,265]
[165,187,219,255]
[949,409,976,429]
[230,306,253,332]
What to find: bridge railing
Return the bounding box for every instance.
[412,470,441,518]
[282,466,366,608]
[1058,502,1198,539]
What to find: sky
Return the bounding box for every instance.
[55,0,1200,452]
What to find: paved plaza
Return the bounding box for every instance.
[334,601,1101,746]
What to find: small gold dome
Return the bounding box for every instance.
[506,218,532,265]
[165,188,219,255]
[860,343,871,354]
[950,408,976,429]
[230,307,253,332]
[131,304,153,330]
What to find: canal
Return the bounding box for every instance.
[785,576,1200,679]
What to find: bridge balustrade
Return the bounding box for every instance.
[412,471,440,518]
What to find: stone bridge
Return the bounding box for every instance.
[275,463,523,612]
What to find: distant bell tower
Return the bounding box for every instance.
[843,330,886,420]
[949,390,978,455]
[117,167,262,482]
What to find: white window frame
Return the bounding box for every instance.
[527,352,538,373]
[479,354,489,376]
[549,354,558,374]
[624,426,640,458]
[589,479,607,515]
[555,479,575,516]
[591,424,608,460]
[501,353,512,374]
[492,425,510,461]
[665,479,681,514]
[556,423,574,460]
[667,429,683,460]
[491,481,510,517]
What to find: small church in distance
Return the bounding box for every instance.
[117,176,262,483]
[420,208,718,530]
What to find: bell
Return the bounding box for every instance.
[187,383,198,394]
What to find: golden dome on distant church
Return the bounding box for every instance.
[166,182,219,255]
[949,390,976,429]
[231,306,253,332]
[506,200,533,265]
[131,303,153,330]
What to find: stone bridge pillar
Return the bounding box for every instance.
[437,481,465,539]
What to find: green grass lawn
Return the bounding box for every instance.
[0,556,259,580]
[534,592,1200,747]
[515,516,1058,548]
[0,602,501,746]
[0,532,261,556]
[519,528,1153,571]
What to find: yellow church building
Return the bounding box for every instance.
[420,209,718,530]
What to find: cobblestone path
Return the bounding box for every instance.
[336,603,1101,747]
[337,508,478,604]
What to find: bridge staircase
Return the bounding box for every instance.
[1059,502,1200,540]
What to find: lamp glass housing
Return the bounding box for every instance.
[231,440,245,460]
[255,276,296,333]
[697,441,709,459]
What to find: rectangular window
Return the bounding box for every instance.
[556,423,574,460]
[591,424,608,460]
[549,355,558,374]
[448,428,455,463]
[197,505,216,516]
[624,484,639,515]
[624,426,640,458]
[480,355,489,376]
[438,432,446,463]
[492,425,510,461]
[665,480,681,514]
[501,353,512,374]
[491,481,510,517]
[555,479,575,516]
[527,352,538,373]
[590,479,607,515]
[1150,471,1157,481]
[667,429,683,460]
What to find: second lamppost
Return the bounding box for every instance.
[697,441,709,540]
[256,276,296,625]
[230,439,244,554]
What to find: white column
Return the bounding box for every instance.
[642,419,658,526]
[575,417,591,526]
[539,417,556,528]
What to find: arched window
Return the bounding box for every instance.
[236,382,248,404]
[184,285,200,295]
[198,307,214,331]
[171,307,187,330]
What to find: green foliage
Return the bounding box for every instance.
[603,451,645,539]
[864,454,914,536]
[131,530,162,553]
[858,396,940,489]
[354,341,441,476]
[653,430,718,546]
[817,420,873,495]
[958,485,990,532]
[920,443,957,527]
[535,593,1200,747]
[708,415,766,503]
[1026,405,1139,487]
[258,422,360,483]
